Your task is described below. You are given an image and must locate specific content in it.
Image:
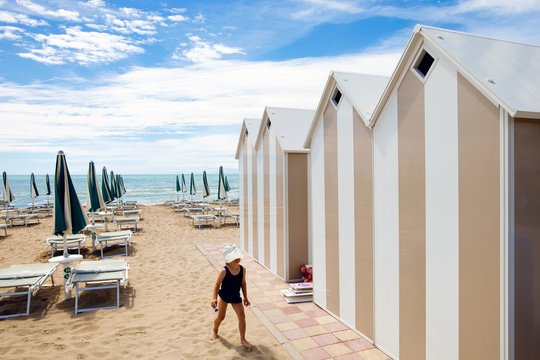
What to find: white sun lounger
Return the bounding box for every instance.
[0,263,58,319]
[95,230,132,258]
[46,234,86,258]
[67,259,129,314]
[190,214,217,229]
[0,223,8,236]
[122,209,141,217]
[114,217,139,232]
[8,213,40,227]
[184,207,205,217]
[221,213,240,227]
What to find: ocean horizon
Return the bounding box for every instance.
[3,173,239,209]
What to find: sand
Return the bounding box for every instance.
[0,205,291,360]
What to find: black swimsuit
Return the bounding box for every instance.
[218,265,243,304]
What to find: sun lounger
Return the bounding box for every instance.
[0,223,8,236]
[46,234,86,258]
[114,217,139,232]
[0,263,58,319]
[184,207,205,217]
[8,213,40,227]
[67,259,129,314]
[221,213,240,227]
[95,230,132,258]
[122,209,141,217]
[190,214,217,229]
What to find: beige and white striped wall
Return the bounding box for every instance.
[237,107,314,282]
[235,118,262,255]
[305,25,540,360]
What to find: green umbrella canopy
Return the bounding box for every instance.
[176,175,181,193]
[202,171,210,198]
[110,171,118,199]
[116,174,125,197]
[30,173,39,199]
[87,161,105,213]
[45,174,51,196]
[52,151,88,236]
[181,174,187,194]
[224,176,230,192]
[217,166,227,201]
[119,175,127,195]
[2,171,15,203]
[189,172,196,196]
[101,166,113,204]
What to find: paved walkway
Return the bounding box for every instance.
[197,243,391,360]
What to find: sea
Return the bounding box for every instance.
[3,173,239,209]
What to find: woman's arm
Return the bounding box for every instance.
[211,269,226,308]
[242,268,250,307]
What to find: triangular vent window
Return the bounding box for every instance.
[414,50,435,78]
[332,89,342,107]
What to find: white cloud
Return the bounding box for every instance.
[456,0,540,14]
[0,10,47,26]
[193,14,205,23]
[16,0,81,21]
[18,26,144,65]
[176,35,245,63]
[0,51,399,173]
[168,14,188,22]
[86,0,105,7]
[0,25,25,40]
[169,8,187,14]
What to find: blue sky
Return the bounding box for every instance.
[1,0,540,174]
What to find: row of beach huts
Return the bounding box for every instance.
[235,25,540,360]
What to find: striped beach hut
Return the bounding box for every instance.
[306,24,540,360]
[253,107,314,281]
[235,118,262,255]
[304,71,388,342]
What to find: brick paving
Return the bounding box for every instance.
[198,243,391,360]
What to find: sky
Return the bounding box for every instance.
[1,0,540,175]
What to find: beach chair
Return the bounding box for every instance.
[221,213,240,227]
[190,214,217,229]
[8,213,40,227]
[0,263,58,319]
[0,223,8,236]
[114,217,139,232]
[122,209,141,217]
[67,259,129,314]
[95,230,132,258]
[46,234,86,258]
[184,207,205,218]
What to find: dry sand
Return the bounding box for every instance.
[0,205,291,360]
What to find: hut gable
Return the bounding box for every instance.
[370,25,540,127]
[304,71,389,148]
[255,107,315,153]
[235,117,261,159]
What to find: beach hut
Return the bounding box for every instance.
[239,107,314,282]
[303,71,388,343]
[235,118,262,255]
[306,24,540,360]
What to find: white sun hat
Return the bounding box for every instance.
[223,244,243,264]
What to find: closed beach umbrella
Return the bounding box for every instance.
[189,172,196,200]
[45,174,51,197]
[116,174,122,199]
[176,175,181,201]
[87,161,105,217]
[217,166,227,203]
[51,151,87,298]
[2,171,15,204]
[110,171,118,200]
[101,167,112,204]
[202,171,210,198]
[181,174,187,201]
[119,175,126,195]
[224,176,231,192]
[30,173,39,208]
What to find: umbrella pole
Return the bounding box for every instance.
[62,233,72,299]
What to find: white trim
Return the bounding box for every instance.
[270,131,278,273]
[247,146,253,256]
[283,154,290,281]
[258,143,265,262]
[239,147,245,250]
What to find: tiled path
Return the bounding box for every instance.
[197,243,391,360]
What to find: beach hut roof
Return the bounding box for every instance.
[255,107,315,153]
[235,117,262,159]
[370,24,540,127]
[304,71,389,148]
